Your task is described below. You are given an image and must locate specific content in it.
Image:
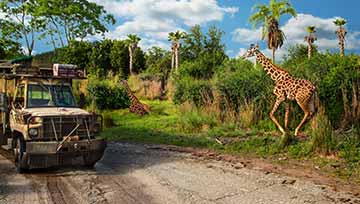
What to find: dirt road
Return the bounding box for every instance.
[0,142,359,204]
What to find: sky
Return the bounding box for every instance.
[5,0,360,59]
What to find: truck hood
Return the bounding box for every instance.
[24,107,90,117]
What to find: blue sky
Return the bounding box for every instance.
[6,0,360,58]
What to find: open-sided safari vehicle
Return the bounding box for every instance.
[0,57,106,172]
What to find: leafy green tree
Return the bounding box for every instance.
[0,0,46,55]
[304,26,317,59]
[168,30,186,71]
[35,0,115,47]
[89,39,114,77]
[333,18,347,57]
[125,34,141,75]
[55,40,93,69]
[179,25,226,79]
[249,0,297,63]
[133,48,146,74]
[110,40,130,77]
[0,19,22,59]
[181,25,205,61]
[145,46,171,94]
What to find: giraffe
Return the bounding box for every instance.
[120,80,150,116]
[242,44,317,136]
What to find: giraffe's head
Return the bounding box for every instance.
[242,44,259,58]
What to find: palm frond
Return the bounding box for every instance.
[333,18,347,26]
[306,26,316,33]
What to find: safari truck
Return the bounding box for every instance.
[0,57,106,172]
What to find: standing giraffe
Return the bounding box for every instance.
[120,80,150,116]
[242,44,317,136]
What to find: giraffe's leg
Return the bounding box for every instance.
[284,102,290,130]
[270,97,286,135]
[294,100,310,137]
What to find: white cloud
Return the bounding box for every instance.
[232,13,360,59]
[232,27,262,44]
[89,0,238,50]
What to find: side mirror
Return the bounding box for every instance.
[0,93,8,112]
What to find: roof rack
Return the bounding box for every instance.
[0,60,86,79]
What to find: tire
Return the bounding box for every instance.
[83,154,97,168]
[14,136,26,173]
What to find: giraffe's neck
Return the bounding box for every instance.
[255,51,289,81]
[122,82,140,104]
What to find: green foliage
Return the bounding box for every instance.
[89,39,114,76]
[0,19,22,59]
[87,78,129,110]
[133,48,146,73]
[145,46,171,77]
[35,0,115,47]
[283,45,360,127]
[0,0,46,55]
[310,107,335,154]
[178,25,227,79]
[215,58,272,112]
[338,134,360,163]
[33,39,146,78]
[173,77,213,106]
[110,40,130,76]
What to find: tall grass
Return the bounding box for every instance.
[310,106,335,154]
[128,75,162,100]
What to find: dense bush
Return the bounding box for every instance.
[283,47,360,128]
[215,59,272,113]
[87,79,130,110]
[173,77,213,106]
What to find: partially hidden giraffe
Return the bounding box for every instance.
[243,44,317,136]
[120,80,150,116]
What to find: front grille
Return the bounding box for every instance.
[41,115,96,141]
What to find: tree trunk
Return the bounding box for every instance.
[171,52,175,70]
[341,84,351,129]
[272,48,275,63]
[175,48,179,71]
[129,46,134,75]
[340,40,345,57]
[308,42,312,59]
[353,80,359,119]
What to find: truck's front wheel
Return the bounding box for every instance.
[13,136,26,173]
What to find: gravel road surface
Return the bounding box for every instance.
[0,142,359,204]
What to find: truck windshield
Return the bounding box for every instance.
[27,84,77,108]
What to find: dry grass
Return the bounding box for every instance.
[128,75,162,100]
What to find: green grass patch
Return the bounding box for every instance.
[100,100,360,183]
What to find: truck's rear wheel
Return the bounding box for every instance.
[14,136,26,173]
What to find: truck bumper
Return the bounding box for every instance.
[21,139,107,169]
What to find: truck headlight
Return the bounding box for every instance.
[29,128,38,136]
[30,117,43,124]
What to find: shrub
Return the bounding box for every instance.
[310,106,335,154]
[179,103,217,133]
[215,58,273,122]
[87,79,129,110]
[173,77,213,106]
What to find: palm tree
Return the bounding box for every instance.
[333,18,347,57]
[249,0,297,63]
[304,26,317,59]
[125,34,141,75]
[168,31,186,71]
